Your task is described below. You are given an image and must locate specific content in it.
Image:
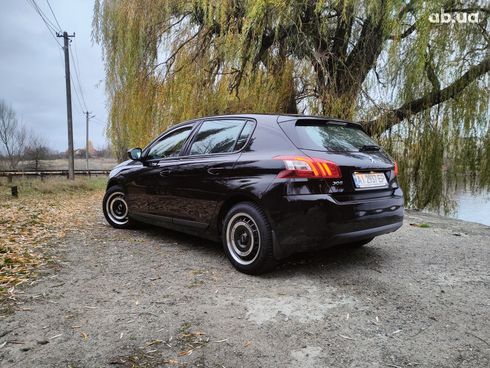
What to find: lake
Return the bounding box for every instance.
[448,191,490,226]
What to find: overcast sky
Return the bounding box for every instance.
[0,0,107,151]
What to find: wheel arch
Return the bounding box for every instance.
[106,177,123,191]
[216,193,274,236]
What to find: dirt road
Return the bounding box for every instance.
[1,203,489,367]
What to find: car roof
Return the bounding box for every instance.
[192,113,360,125]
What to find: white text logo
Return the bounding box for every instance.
[429,9,480,24]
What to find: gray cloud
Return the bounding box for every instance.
[0,0,108,151]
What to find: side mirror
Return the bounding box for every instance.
[127,147,143,161]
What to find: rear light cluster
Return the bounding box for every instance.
[394,161,398,177]
[274,156,342,179]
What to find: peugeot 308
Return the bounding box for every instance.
[103,114,404,274]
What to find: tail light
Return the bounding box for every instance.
[394,161,399,177]
[274,156,342,179]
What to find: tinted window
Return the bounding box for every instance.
[147,126,192,159]
[189,120,245,155]
[235,121,255,151]
[293,120,378,152]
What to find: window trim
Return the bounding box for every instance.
[180,117,256,158]
[142,122,198,162]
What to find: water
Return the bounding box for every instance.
[450,191,490,226]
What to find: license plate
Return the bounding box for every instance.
[352,172,388,188]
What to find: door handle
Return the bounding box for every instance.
[207,167,225,175]
[159,168,172,176]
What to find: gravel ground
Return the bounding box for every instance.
[0,206,489,367]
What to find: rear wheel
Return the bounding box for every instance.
[222,202,276,275]
[103,185,136,229]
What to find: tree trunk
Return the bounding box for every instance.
[320,90,358,120]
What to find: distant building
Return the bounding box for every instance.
[74,140,98,158]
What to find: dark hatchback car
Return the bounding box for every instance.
[103,114,403,274]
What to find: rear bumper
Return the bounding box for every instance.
[265,188,404,259]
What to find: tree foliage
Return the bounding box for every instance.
[93,0,490,211]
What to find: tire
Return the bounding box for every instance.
[222,202,276,275]
[349,237,374,248]
[102,185,136,229]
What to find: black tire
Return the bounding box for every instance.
[102,185,136,229]
[349,237,374,248]
[222,202,276,275]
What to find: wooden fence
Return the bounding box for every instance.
[0,169,110,181]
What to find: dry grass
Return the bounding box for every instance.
[0,177,106,300]
[11,158,118,171]
[0,175,106,197]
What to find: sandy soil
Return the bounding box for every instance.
[0,203,489,367]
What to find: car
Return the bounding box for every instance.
[103,114,404,274]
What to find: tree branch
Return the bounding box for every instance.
[425,46,440,91]
[387,22,416,40]
[339,12,385,94]
[362,56,490,134]
[330,1,354,61]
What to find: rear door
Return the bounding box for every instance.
[164,118,255,227]
[278,118,397,195]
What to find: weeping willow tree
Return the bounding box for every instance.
[93,0,490,212]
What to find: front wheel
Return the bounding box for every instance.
[222,202,276,275]
[102,185,135,229]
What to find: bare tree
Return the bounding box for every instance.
[24,133,51,171]
[0,99,27,169]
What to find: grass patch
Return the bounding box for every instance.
[0,176,106,198]
[410,222,432,228]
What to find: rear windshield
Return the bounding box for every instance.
[286,120,378,152]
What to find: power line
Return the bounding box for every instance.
[70,41,88,111]
[29,0,59,31]
[41,0,64,67]
[27,1,55,33]
[72,41,86,110]
[27,0,99,177]
[69,53,87,113]
[26,0,62,48]
[27,0,80,179]
[70,71,85,113]
[92,117,107,126]
[28,0,91,115]
[45,0,62,31]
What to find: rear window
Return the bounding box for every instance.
[284,120,378,152]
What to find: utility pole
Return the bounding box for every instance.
[84,111,94,170]
[57,31,75,180]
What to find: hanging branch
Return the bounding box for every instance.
[362,57,490,134]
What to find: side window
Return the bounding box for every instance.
[234,121,255,151]
[189,120,245,155]
[147,126,193,160]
